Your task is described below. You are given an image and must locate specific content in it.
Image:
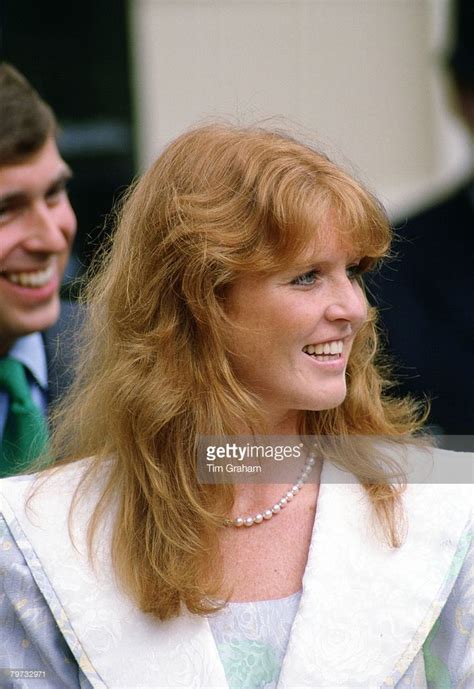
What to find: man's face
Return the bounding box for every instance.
[0,137,77,354]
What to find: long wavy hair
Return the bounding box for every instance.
[47,124,425,620]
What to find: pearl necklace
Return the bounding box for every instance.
[225,451,317,528]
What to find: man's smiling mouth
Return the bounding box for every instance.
[0,265,54,288]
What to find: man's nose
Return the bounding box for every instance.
[24,200,71,253]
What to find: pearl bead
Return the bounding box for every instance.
[226,449,317,528]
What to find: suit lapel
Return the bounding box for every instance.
[42,300,81,408]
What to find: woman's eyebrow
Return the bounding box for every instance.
[290,255,360,272]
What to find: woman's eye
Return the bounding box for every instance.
[291,269,318,286]
[346,263,364,280]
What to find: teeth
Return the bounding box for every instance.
[303,340,343,356]
[5,265,54,288]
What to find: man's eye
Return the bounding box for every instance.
[46,190,63,203]
[291,269,318,286]
[46,181,69,203]
[0,204,17,223]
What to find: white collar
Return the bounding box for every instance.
[7,332,48,389]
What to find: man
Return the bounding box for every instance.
[370,0,473,436]
[0,63,77,476]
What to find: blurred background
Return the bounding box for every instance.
[1,0,471,281]
[1,0,472,435]
[0,0,134,281]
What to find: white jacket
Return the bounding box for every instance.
[0,446,472,688]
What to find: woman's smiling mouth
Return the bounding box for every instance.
[302,339,344,361]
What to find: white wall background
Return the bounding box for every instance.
[129,0,472,218]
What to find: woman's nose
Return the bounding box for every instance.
[324,278,367,325]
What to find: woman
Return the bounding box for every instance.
[0,124,471,688]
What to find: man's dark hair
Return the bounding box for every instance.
[0,63,57,166]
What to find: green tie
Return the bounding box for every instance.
[0,358,49,477]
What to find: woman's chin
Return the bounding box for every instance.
[304,387,348,412]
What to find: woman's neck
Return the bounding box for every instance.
[236,409,302,437]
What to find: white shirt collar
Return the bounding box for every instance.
[8,333,48,390]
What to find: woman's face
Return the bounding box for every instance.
[225,224,367,428]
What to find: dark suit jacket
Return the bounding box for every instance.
[369,182,474,435]
[42,299,82,413]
